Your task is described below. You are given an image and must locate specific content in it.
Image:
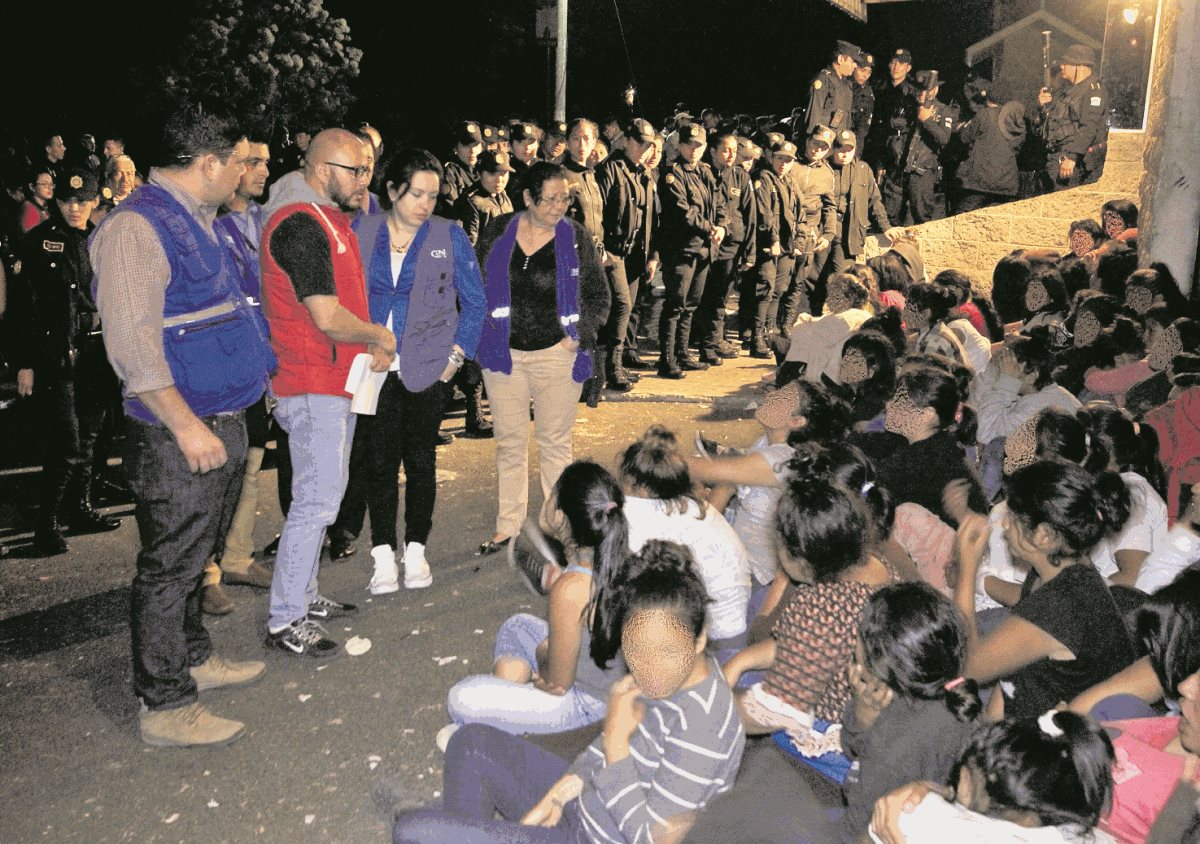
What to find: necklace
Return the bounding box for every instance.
[388,218,415,254]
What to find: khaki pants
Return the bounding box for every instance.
[481,344,583,538]
[220,445,265,572]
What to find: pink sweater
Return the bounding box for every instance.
[1084,359,1154,408]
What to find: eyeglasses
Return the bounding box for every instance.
[325,161,372,181]
[536,193,571,207]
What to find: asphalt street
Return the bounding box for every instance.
[0,360,768,843]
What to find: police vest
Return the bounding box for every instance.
[355,213,459,393]
[102,185,275,423]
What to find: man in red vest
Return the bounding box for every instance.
[260,128,395,658]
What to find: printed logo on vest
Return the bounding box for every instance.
[430,249,447,258]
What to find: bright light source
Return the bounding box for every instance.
[1122,6,1139,24]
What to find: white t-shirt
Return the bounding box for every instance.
[385,251,406,372]
[624,496,752,640]
[870,793,1117,844]
[729,436,795,586]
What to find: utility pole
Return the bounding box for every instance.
[555,0,568,121]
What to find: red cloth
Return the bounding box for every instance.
[957,301,987,336]
[1144,385,1200,524]
[19,201,47,233]
[261,203,369,398]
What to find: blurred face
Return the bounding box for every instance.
[525,176,570,228]
[825,281,853,314]
[680,139,707,166]
[647,141,663,169]
[204,138,250,206]
[46,136,66,162]
[771,153,795,177]
[237,142,270,200]
[567,125,596,165]
[1178,672,1200,754]
[1025,281,1050,313]
[1073,310,1101,348]
[111,157,136,197]
[806,139,830,162]
[545,137,566,160]
[1124,284,1153,315]
[456,142,482,168]
[389,170,439,229]
[1102,209,1127,238]
[1069,228,1096,257]
[901,302,929,331]
[81,135,96,153]
[839,348,870,384]
[32,174,54,202]
[479,169,509,196]
[1148,327,1183,371]
[889,59,911,83]
[1003,417,1039,476]
[513,137,538,163]
[625,138,651,167]
[295,131,311,152]
[833,144,856,167]
[853,65,872,85]
[917,86,939,105]
[621,608,702,699]
[712,137,737,169]
[57,195,99,230]
[884,384,929,440]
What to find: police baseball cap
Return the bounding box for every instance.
[769,139,798,160]
[891,48,913,64]
[764,131,786,149]
[509,122,540,142]
[1061,44,1098,68]
[856,48,875,68]
[55,167,99,201]
[835,40,860,59]
[476,151,516,174]
[481,125,498,143]
[454,121,484,146]
[834,129,857,149]
[495,125,510,143]
[809,125,836,147]
[677,124,707,145]
[625,118,656,144]
[913,70,941,92]
[546,121,569,138]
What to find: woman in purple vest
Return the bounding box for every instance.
[474,162,611,556]
[346,148,486,593]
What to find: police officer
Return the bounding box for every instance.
[865,47,917,178]
[850,48,876,146]
[745,138,800,358]
[826,130,903,275]
[541,121,568,163]
[507,122,540,211]
[1036,44,1109,192]
[437,121,483,216]
[453,150,515,246]
[656,124,728,379]
[597,118,658,391]
[805,40,859,135]
[783,125,837,324]
[695,130,756,365]
[10,167,122,554]
[881,70,953,225]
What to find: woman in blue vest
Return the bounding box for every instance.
[474,162,611,556]
[347,148,485,594]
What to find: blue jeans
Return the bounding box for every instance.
[268,394,355,630]
[446,614,607,734]
[393,723,582,844]
[124,413,248,710]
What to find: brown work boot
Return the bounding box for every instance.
[139,702,245,747]
[190,653,266,692]
[202,583,235,615]
[222,560,274,589]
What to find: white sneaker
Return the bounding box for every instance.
[368,544,400,595]
[435,723,460,753]
[402,542,433,589]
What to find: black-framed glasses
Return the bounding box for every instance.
[324,161,371,181]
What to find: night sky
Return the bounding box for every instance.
[4,0,994,160]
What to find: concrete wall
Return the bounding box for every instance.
[864,131,1144,294]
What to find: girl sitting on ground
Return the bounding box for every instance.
[932,270,993,373]
[777,272,874,385]
[829,330,898,432]
[1020,267,1070,336]
[903,282,972,370]
[394,540,747,844]
[442,461,629,740]
[1080,317,1150,409]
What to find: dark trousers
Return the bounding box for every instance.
[604,252,641,359]
[765,255,798,334]
[882,170,938,225]
[747,256,777,339]
[659,252,711,365]
[825,239,856,277]
[333,374,451,549]
[693,254,739,353]
[272,417,292,517]
[124,413,247,710]
[393,723,581,843]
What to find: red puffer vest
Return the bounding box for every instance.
[261,202,369,398]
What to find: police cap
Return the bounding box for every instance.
[55,167,99,201]
[809,125,836,147]
[510,122,540,142]
[477,151,516,174]
[856,48,875,68]
[481,125,498,142]
[769,139,798,160]
[835,40,860,60]
[676,124,707,145]
[495,125,510,142]
[834,129,857,149]
[546,121,569,139]
[891,48,913,64]
[912,70,941,92]
[454,121,484,147]
[625,118,656,144]
[1061,44,1097,68]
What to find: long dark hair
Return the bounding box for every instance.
[1004,460,1131,561]
[618,425,705,516]
[893,360,978,446]
[1134,568,1200,701]
[774,469,868,584]
[382,147,444,198]
[859,582,981,722]
[1077,401,1167,497]
[838,330,897,423]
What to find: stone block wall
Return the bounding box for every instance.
[864,131,1145,295]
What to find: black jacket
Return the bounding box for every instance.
[833,159,891,256]
[563,159,605,251]
[749,161,799,254]
[596,153,654,260]
[958,101,1026,197]
[657,159,728,257]
[712,163,757,265]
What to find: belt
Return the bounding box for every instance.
[162,300,237,329]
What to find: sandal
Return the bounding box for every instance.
[476,536,512,556]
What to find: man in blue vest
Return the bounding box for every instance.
[92,108,276,748]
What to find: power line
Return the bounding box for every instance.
[609,0,638,88]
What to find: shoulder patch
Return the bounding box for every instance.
[42,240,65,253]
[1090,96,1103,107]
[665,173,675,184]
[813,79,823,90]
[753,180,762,190]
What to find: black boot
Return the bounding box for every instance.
[606,346,634,392]
[33,520,69,556]
[67,464,121,534]
[622,348,653,371]
[34,464,71,554]
[462,384,494,439]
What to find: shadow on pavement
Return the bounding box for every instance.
[0,585,130,662]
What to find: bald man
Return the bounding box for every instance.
[260,128,396,658]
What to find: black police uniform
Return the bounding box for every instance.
[829,157,892,274]
[865,77,918,176]
[851,80,875,149]
[1038,76,1109,191]
[805,68,854,135]
[8,207,121,549]
[656,157,728,376]
[744,159,799,355]
[438,156,475,218]
[453,182,514,247]
[882,96,953,225]
[695,160,756,362]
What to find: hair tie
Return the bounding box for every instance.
[943,676,965,691]
[603,501,618,513]
[1038,710,1064,738]
[860,481,874,498]
[953,402,964,424]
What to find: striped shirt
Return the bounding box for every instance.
[569,661,746,843]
